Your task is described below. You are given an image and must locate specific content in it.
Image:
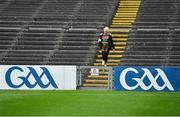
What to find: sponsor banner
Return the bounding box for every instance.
[114,66,180,92]
[0,65,76,90]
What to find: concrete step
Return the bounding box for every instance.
[113,46,125,49]
[116,10,138,13]
[114,42,126,45]
[120,3,140,5]
[85,79,108,83]
[93,63,119,66]
[113,17,135,20]
[116,12,138,15]
[120,1,141,2]
[99,72,109,75]
[118,6,140,8]
[98,50,124,54]
[88,75,108,79]
[83,83,108,87]
[110,29,130,33]
[114,15,136,18]
[112,22,132,25]
[97,54,123,58]
[111,24,132,28]
[113,38,128,41]
[117,7,139,12]
[112,19,134,23]
[95,59,120,63]
[112,34,128,37]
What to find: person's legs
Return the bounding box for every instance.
[102,48,110,66]
[99,42,102,50]
[102,51,106,65]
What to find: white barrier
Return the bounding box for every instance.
[0,65,76,90]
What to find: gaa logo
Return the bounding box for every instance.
[119,68,174,91]
[5,66,58,88]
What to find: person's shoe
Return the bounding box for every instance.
[102,60,105,65]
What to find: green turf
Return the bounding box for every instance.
[0,90,179,116]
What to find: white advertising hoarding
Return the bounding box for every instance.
[0,65,76,90]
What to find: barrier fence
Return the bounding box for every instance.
[0,65,179,92]
[77,66,114,90]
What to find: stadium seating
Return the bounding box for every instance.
[0,0,118,65]
[1,0,179,88]
[93,0,141,67]
[120,0,180,66]
[83,0,141,87]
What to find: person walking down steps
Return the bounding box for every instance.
[98,26,115,67]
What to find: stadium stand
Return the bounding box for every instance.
[0,0,118,65]
[84,0,180,88]
[120,0,180,66]
[83,0,141,87]
[2,0,179,88]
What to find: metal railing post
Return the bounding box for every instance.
[108,67,113,90]
[110,67,114,90]
[79,66,82,86]
[108,67,110,90]
[107,67,113,90]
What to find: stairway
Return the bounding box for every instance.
[82,0,141,88]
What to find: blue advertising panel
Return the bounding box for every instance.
[114,66,180,92]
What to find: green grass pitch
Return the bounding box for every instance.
[0,90,179,116]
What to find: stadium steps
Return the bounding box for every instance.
[82,83,108,87]
[85,79,108,84]
[82,0,141,88]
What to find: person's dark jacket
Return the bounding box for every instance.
[98,32,115,50]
